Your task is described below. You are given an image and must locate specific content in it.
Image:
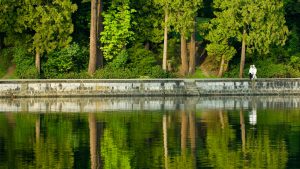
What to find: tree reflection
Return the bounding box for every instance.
[89,113,99,169]
[0,101,297,169]
[202,107,288,169]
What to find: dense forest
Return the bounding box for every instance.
[0,0,299,79]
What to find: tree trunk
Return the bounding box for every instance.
[96,0,103,68]
[35,51,41,75]
[35,115,40,142]
[163,115,168,169]
[218,55,225,77]
[162,9,168,71]
[189,18,196,75]
[189,111,196,152]
[181,111,187,153]
[239,29,246,78]
[145,41,150,50]
[89,113,98,169]
[180,34,188,75]
[240,109,246,153]
[88,0,98,75]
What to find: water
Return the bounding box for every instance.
[0,96,300,169]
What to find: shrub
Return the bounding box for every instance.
[127,44,157,76]
[13,45,39,79]
[0,48,14,77]
[94,66,137,79]
[42,43,88,78]
[224,59,300,78]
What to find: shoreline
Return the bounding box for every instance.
[1,78,300,98]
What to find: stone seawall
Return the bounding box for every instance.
[0,79,300,98]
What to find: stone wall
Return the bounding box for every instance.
[0,79,300,97]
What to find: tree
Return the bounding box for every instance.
[209,0,289,78]
[100,0,135,60]
[131,0,164,50]
[88,0,98,75]
[205,43,236,77]
[16,0,77,74]
[153,0,171,71]
[88,0,104,75]
[189,17,197,74]
[169,0,203,75]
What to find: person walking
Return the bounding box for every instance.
[249,65,253,80]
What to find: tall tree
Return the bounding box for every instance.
[169,0,203,75]
[131,0,164,49]
[88,0,98,74]
[88,0,104,74]
[153,0,171,71]
[210,0,289,78]
[16,0,77,74]
[189,17,197,74]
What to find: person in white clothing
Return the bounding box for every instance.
[249,65,253,80]
[252,65,257,80]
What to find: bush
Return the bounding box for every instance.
[53,71,90,79]
[0,48,14,77]
[224,59,300,78]
[127,44,157,76]
[94,66,137,79]
[13,45,39,79]
[42,43,88,78]
[93,46,174,79]
[149,66,174,78]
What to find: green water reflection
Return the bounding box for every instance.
[0,107,299,168]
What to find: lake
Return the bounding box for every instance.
[0,96,299,169]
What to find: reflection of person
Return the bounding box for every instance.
[252,65,257,80]
[249,108,257,125]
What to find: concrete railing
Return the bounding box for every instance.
[0,79,300,97]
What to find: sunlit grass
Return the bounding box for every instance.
[187,68,217,79]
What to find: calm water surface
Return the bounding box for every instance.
[0,97,300,169]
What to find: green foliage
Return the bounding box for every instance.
[127,45,157,75]
[42,43,88,78]
[93,45,173,79]
[131,0,164,44]
[101,1,135,60]
[165,37,181,71]
[187,68,214,78]
[225,59,300,78]
[206,43,236,62]
[169,0,203,35]
[13,45,39,79]
[16,0,78,54]
[0,47,13,77]
[290,54,300,70]
[108,50,129,69]
[94,67,136,79]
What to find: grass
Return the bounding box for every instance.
[187,68,217,78]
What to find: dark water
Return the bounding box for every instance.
[0,97,300,169]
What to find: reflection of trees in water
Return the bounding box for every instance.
[100,114,132,169]
[202,109,288,169]
[165,102,197,169]
[0,107,296,169]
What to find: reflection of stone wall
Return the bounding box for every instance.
[0,79,300,98]
[0,96,300,113]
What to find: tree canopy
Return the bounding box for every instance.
[0,0,299,79]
